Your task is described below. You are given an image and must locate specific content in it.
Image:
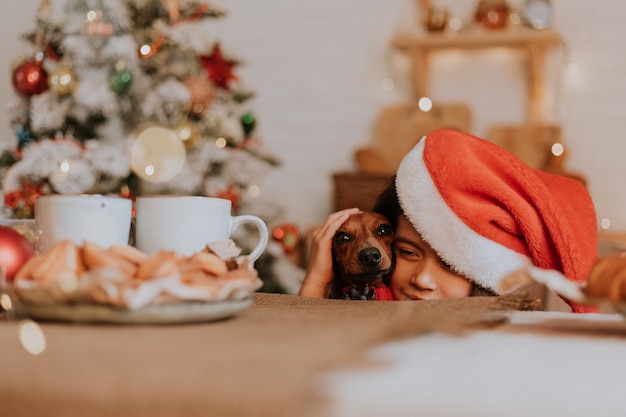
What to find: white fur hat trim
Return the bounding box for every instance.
[395,137,532,293]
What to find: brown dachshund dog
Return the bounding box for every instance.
[329,212,395,300]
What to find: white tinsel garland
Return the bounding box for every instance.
[204,106,244,142]
[29,92,72,134]
[95,117,126,146]
[99,35,141,64]
[141,79,191,124]
[158,163,203,195]
[19,139,83,180]
[223,150,271,186]
[83,140,130,179]
[61,35,103,68]
[167,20,215,54]
[49,158,96,194]
[5,138,131,195]
[99,0,132,31]
[74,73,120,117]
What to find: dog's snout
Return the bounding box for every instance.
[358,247,382,267]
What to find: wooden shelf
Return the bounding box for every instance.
[392,29,562,50]
[390,29,564,124]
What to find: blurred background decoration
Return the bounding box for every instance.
[0,0,304,294]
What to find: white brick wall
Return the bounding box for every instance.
[3,0,626,233]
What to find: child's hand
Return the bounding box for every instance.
[298,208,361,298]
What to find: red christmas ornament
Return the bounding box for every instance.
[199,43,238,90]
[0,225,35,282]
[12,59,49,96]
[217,183,240,211]
[272,223,301,253]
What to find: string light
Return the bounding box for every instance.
[145,165,155,176]
[509,12,521,25]
[248,185,260,198]
[551,142,564,156]
[139,44,152,57]
[418,97,433,112]
[215,137,227,148]
[59,160,70,173]
[600,218,611,230]
[178,126,192,142]
[449,18,462,31]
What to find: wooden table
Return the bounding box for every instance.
[1,292,624,417]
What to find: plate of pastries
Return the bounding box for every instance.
[7,240,262,324]
[500,253,626,314]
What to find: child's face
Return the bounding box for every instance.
[390,215,472,300]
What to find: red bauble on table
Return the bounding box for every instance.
[12,59,49,96]
[272,223,301,254]
[0,225,35,282]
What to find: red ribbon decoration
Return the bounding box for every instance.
[4,181,43,211]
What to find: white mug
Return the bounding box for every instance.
[135,196,269,261]
[35,194,132,253]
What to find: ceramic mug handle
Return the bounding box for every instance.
[230,215,269,262]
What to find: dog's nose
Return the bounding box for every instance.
[359,247,382,267]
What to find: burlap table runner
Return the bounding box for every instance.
[0,292,540,417]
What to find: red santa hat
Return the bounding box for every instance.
[395,129,598,313]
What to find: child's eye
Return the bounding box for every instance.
[396,247,419,259]
[440,259,454,271]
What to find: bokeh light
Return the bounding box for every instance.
[0,293,12,311]
[139,44,152,56]
[248,185,260,198]
[551,142,564,157]
[59,160,70,173]
[418,97,433,112]
[18,319,46,355]
[130,126,186,183]
[216,137,227,148]
[600,218,611,230]
[509,12,521,25]
[449,18,462,31]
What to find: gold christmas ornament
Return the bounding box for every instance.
[183,75,215,115]
[130,125,186,183]
[175,120,200,149]
[48,66,78,95]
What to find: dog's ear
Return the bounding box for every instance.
[330,231,346,298]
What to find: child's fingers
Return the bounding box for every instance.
[315,208,361,240]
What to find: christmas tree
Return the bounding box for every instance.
[0,0,304,293]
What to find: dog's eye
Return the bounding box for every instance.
[334,232,350,244]
[377,224,392,236]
